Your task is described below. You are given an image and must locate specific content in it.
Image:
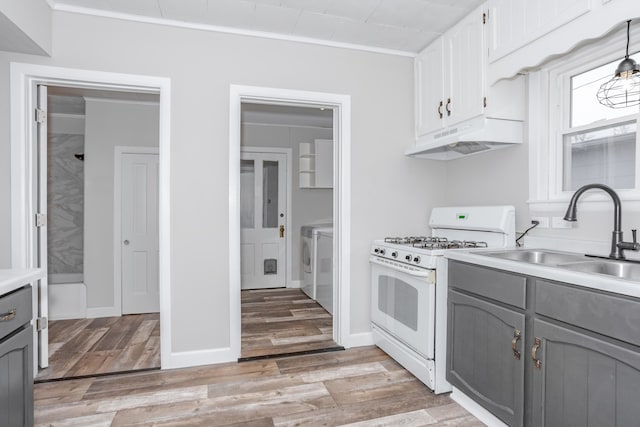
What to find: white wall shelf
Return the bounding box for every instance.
[299,140,333,188]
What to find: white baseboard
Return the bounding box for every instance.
[450,387,508,427]
[48,283,87,320]
[86,306,121,318]
[288,280,302,289]
[345,331,374,348]
[162,347,237,370]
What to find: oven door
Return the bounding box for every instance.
[369,256,435,359]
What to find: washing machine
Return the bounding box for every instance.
[315,229,333,314]
[301,223,332,300]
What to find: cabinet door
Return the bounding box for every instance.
[447,290,525,426]
[446,7,485,126]
[488,0,591,62]
[0,326,33,427]
[415,37,445,137]
[531,319,640,427]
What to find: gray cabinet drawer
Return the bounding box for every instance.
[448,261,527,308]
[0,287,32,340]
[535,280,640,347]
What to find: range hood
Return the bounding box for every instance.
[406,116,524,161]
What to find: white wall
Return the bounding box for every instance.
[0,11,446,353]
[443,142,530,232]
[0,0,51,55]
[83,99,160,311]
[241,123,333,282]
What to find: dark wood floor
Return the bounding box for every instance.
[241,288,339,359]
[34,346,483,426]
[36,313,161,381]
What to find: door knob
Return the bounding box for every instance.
[279,225,284,238]
[123,240,130,245]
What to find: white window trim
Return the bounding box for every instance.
[529,23,640,214]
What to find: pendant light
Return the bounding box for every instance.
[597,20,640,109]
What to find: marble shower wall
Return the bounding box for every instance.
[47,133,84,275]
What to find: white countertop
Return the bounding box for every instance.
[445,249,640,300]
[0,269,44,296]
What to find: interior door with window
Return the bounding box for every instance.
[240,152,287,289]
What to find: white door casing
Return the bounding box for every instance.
[120,152,160,314]
[10,63,181,369]
[240,151,287,289]
[36,84,49,368]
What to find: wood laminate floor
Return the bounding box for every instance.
[241,288,339,359]
[34,345,483,426]
[36,313,161,381]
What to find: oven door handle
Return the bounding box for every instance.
[369,256,434,279]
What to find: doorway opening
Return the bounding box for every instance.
[10,63,171,380]
[39,87,161,381]
[239,104,340,359]
[229,85,352,361]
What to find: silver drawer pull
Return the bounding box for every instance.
[0,308,17,322]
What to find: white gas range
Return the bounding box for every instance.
[370,206,516,394]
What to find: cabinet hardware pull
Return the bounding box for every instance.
[437,101,443,119]
[0,308,17,322]
[445,98,452,116]
[531,337,542,369]
[511,329,521,360]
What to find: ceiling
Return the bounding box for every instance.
[242,103,333,128]
[47,0,484,54]
[47,86,159,115]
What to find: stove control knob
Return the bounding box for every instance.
[391,251,398,258]
[374,248,380,254]
[379,249,386,255]
[405,254,412,261]
[413,256,421,264]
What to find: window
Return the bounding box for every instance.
[561,53,640,192]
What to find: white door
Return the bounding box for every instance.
[240,152,287,289]
[36,84,49,368]
[121,153,160,314]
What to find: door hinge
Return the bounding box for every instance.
[36,316,48,332]
[35,213,47,227]
[482,12,487,24]
[35,108,47,124]
[483,97,487,108]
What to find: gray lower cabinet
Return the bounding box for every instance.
[531,319,640,427]
[0,286,33,427]
[447,260,640,427]
[447,290,525,426]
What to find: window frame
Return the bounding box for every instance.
[529,24,640,213]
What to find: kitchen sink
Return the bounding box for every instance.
[556,260,640,281]
[477,249,640,282]
[480,250,588,265]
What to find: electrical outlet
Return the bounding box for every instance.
[531,216,549,228]
[551,216,573,228]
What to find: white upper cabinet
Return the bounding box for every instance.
[487,0,640,84]
[415,6,485,137]
[415,38,445,137]
[488,0,591,63]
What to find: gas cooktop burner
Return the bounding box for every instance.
[412,239,488,250]
[384,236,431,245]
[383,236,488,250]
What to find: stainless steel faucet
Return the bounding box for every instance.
[563,183,639,260]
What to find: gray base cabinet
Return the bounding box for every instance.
[447,290,525,426]
[447,260,640,427]
[531,319,640,427]
[0,286,33,427]
[0,326,33,427]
